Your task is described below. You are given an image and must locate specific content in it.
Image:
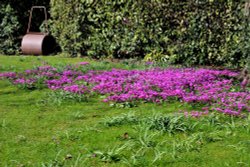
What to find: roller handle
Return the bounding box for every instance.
[27,6,48,34]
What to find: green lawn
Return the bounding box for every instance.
[0,55,250,167]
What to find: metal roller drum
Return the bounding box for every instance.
[21,6,56,55]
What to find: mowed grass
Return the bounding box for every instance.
[0,55,250,167]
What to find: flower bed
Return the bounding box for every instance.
[1,63,249,116]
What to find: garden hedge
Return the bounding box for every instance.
[50,0,248,66]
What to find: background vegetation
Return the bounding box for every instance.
[0,0,249,67]
[50,0,248,67]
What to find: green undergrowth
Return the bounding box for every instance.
[0,56,250,167]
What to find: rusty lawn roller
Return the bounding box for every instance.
[21,6,56,55]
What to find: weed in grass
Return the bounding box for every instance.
[71,111,86,120]
[122,123,168,166]
[226,142,250,166]
[241,115,250,133]
[228,144,247,154]
[203,131,224,143]
[72,154,86,167]
[221,115,237,135]
[228,140,250,156]
[91,142,133,163]
[47,90,89,105]
[102,112,138,127]
[0,119,8,130]
[151,147,167,164]
[16,135,27,143]
[134,123,159,148]
[109,101,137,108]
[172,133,204,159]
[146,113,198,134]
[201,113,223,128]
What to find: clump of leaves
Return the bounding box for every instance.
[47,90,89,105]
[90,143,132,163]
[146,113,198,134]
[102,112,139,127]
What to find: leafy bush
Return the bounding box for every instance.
[102,112,138,127]
[0,4,19,54]
[49,0,248,66]
[49,0,86,56]
[48,90,89,104]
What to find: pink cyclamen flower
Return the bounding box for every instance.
[79,62,89,65]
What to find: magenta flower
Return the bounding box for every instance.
[1,64,249,116]
[79,62,89,65]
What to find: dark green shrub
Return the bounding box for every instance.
[49,0,247,67]
[50,0,85,57]
[0,4,19,55]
